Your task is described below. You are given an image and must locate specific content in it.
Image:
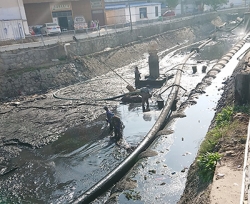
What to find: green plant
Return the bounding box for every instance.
[199,126,226,154]
[216,106,234,127]
[233,105,250,115]
[197,152,221,182]
[200,105,249,154]
[196,104,248,183]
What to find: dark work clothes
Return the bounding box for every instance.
[135,68,141,88]
[106,110,114,131]
[111,115,123,140]
[140,87,151,111]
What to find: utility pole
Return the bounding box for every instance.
[128,0,132,32]
[181,0,184,15]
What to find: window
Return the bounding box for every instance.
[139,8,147,19]
[155,6,158,17]
[52,11,72,18]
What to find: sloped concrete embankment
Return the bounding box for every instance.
[0,25,212,101]
[0,8,247,101]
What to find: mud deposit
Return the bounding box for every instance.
[0,21,246,203]
[0,26,206,162]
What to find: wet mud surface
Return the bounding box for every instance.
[0,27,201,163]
[103,35,248,204]
[0,23,246,203]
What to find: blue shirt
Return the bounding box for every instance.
[140,87,149,94]
[106,110,114,123]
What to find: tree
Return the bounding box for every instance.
[203,0,228,11]
[165,0,179,9]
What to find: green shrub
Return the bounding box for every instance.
[199,106,234,154]
[197,105,248,182]
[199,125,228,154]
[233,104,250,115]
[215,106,233,127]
[197,152,221,182]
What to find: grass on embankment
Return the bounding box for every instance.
[197,105,250,182]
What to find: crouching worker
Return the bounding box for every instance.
[140,85,152,112]
[104,106,114,132]
[111,115,124,141]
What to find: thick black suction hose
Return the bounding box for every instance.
[70,38,213,204]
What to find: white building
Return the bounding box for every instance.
[105,2,161,25]
[0,0,29,41]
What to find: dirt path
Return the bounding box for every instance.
[210,164,242,204]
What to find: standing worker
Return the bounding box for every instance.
[134,66,141,89]
[111,115,124,141]
[140,85,151,112]
[104,106,114,132]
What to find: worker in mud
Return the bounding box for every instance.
[140,85,152,112]
[104,106,114,132]
[111,115,124,141]
[134,66,141,89]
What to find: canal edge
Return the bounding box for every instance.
[240,118,250,204]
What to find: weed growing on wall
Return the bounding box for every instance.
[197,152,221,182]
[215,106,234,127]
[197,105,247,182]
[199,126,226,154]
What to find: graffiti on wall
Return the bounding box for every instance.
[0,20,25,41]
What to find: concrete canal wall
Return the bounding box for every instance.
[0,8,246,101]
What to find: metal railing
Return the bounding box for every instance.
[0,6,247,52]
[0,14,178,51]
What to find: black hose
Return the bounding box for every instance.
[70,37,213,204]
[217,19,244,33]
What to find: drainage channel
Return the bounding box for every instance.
[103,43,250,204]
[85,36,250,203]
[0,34,245,204]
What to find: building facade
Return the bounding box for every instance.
[105,2,161,25]
[23,0,105,30]
[0,0,29,40]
